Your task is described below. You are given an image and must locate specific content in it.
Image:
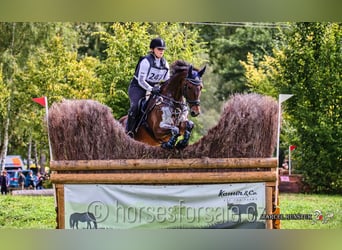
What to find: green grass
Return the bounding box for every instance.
[279,193,341,229]
[0,195,56,229]
[0,193,340,229]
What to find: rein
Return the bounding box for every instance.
[157,93,187,108]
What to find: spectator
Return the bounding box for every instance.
[282,160,289,170]
[18,170,26,190]
[26,171,36,189]
[0,170,10,195]
[36,173,44,190]
[279,159,289,175]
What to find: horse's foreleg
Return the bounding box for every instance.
[176,120,194,150]
[161,127,180,150]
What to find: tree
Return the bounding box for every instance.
[0,22,102,166]
[240,51,281,98]
[20,35,103,102]
[278,23,342,193]
[241,22,342,193]
[75,22,110,60]
[207,23,280,100]
[17,35,104,162]
[0,23,56,166]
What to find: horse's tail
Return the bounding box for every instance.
[69,214,74,229]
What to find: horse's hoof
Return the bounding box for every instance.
[161,142,174,150]
[176,141,188,150]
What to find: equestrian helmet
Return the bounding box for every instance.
[150,38,166,49]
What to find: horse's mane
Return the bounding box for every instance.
[170,60,191,75]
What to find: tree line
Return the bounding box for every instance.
[0,22,340,193]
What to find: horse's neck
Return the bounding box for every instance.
[162,73,185,101]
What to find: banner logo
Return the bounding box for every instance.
[218,189,257,197]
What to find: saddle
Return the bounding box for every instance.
[134,95,159,133]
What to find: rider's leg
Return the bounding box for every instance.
[126,109,138,137]
[127,84,145,137]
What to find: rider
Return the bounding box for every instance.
[126,37,170,137]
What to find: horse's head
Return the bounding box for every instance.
[184,65,206,117]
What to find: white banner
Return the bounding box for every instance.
[64,183,266,229]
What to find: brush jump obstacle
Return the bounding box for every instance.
[49,93,281,229]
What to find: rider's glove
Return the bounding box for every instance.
[151,85,160,95]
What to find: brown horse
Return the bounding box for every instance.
[120,60,206,149]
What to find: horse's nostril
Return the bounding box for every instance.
[191,111,199,117]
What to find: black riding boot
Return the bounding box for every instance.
[126,112,138,138]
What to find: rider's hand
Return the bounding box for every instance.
[151,85,160,95]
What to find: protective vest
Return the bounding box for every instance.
[134,53,168,84]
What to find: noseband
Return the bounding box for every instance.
[183,77,202,106]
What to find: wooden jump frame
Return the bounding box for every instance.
[50,157,280,229]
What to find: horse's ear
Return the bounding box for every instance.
[187,65,193,78]
[198,65,206,78]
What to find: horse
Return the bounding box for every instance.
[69,212,97,229]
[120,60,206,150]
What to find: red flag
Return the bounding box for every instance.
[32,97,46,107]
[289,145,296,151]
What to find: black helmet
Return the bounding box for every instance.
[150,38,166,49]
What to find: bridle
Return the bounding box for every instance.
[183,77,202,107]
[156,65,203,108]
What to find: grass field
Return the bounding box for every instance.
[0,193,340,229]
[0,195,56,229]
[279,193,341,229]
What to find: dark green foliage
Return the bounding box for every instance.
[278,23,342,193]
[204,23,279,99]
